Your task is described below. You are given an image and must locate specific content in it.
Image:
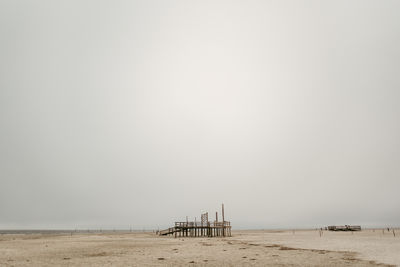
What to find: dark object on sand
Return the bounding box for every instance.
[327,225,361,231]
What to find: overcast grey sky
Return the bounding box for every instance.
[0,0,399,230]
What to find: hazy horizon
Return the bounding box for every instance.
[1,0,400,230]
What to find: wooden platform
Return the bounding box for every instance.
[159,221,231,237]
[158,204,232,238]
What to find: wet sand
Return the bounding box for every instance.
[0,229,398,266]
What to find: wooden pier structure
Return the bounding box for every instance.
[158,204,232,238]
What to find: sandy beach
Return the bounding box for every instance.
[2,0,400,266]
[1,229,399,266]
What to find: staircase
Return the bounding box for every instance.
[159,227,180,236]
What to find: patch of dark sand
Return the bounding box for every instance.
[87,252,108,257]
[264,244,280,248]
[279,246,297,251]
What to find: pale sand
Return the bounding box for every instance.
[0,229,398,266]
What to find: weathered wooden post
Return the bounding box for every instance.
[222,203,225,237]
[216,213,218,237]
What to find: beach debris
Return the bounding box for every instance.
[327,225,361,231]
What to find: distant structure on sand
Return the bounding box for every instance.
[327,225,361,231]
[158,204,232,238]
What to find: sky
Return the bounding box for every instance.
[0,0,399,230]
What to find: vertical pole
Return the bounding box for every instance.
[222,203,225,237]
[215,212,218,237]
[186,215,188,236]
[206,212,208,237]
